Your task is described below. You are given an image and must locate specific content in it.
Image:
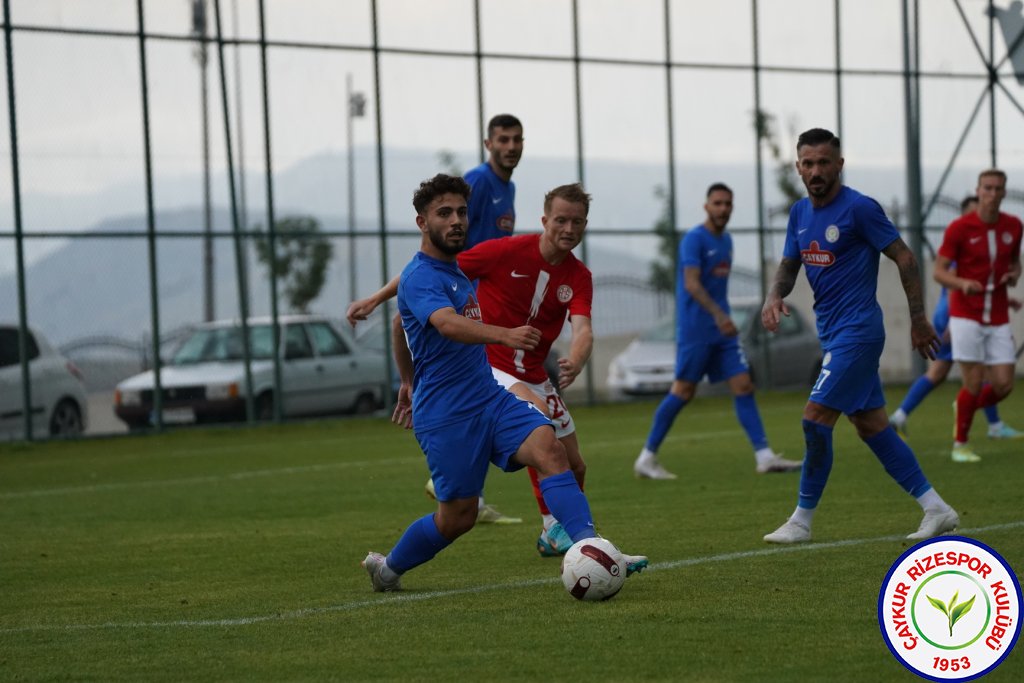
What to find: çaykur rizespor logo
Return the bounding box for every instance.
[879,536,1021,681]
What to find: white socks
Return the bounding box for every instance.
[916,488,949,512]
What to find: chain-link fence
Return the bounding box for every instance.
[2,1,1023,440]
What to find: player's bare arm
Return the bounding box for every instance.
[933,254,983,294]
[558,315,593,390]
[428,307,540,350]
[761,257,801,332]
[884,239,941,359]
[684,266,737,337]
[391,313,414,429]
[346,274,401,326]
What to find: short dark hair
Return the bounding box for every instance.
[543,183,591,215]
[960,195,978,212]
[706,182,733,198]
[412,174,471,214]
[978,168,1007,184]
[796,128,841,151]
[487,113,523,138]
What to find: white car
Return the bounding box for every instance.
[607,302,822,398]
[0,324,88,440]
[114,315,386,429]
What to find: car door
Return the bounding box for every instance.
[306,321,369,412]
[763,310,820,387]
[0,327,45,438]
[279,323,321,416]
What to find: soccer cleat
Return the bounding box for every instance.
[477,503,522,524]
[907,507,959,540]
[763,519,811,544]
[633,456,678,480]
[889,413,908,437]
[424,477,437,500]
[362,551,401,592]
[622,553,649,577]
[536,522,573,557]
[755,453,802,474]
[951,445,981,463]
[988,423,1024,439]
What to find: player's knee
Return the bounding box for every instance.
[673,382,696,401]
[993,380,1013,398]
[532,437,569,478]
[436,502,477,539]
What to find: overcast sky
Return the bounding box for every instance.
[2,0,1024,248]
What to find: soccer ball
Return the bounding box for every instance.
[560,537,626,601]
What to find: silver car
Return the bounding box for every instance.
[0,325,88,440]
[114,315,386,429]
[607,302,823,397]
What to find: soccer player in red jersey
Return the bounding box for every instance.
[348,184,648,571]
[934,169,1023,463]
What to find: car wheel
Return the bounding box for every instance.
[49,399,83,437]
[353,392,378,415]
[256,392,274,421]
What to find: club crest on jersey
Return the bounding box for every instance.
[557,285,573,303]
[1003,231,1014,245]
[825,225,840,243]
[801,240,836,267]
[462,293,482,321]
[497,213,515,232]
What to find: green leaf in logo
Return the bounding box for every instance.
[927,595,949,617]
[949,594,976,633]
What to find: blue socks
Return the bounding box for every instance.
[734,393,769,451]
[644,393,687,451]
[900,376,935,414]
[386,513,452,574]
[539,470,597,542]
[864,426,931,498]
[797,419,834,509]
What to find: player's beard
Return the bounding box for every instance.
[428,226,465,256]
[807,175,836,198]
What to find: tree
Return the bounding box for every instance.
[648,184,677,294]
[253,216,334,313]
[437,149,461,176]
[754,108,803,221]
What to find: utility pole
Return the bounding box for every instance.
[192,0,214,322]
[347,74,366,303]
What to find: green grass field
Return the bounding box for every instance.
[1,385,1021,682]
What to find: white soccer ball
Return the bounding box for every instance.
[560,537,626,601]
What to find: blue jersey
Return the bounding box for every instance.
[784,186,900,345]
[933,287,950,336]
[464,162,515,249]
[398,252,500,431]
[676,224,733,342]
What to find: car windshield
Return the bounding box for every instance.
[639,305,753,343]
[171,325,276,364]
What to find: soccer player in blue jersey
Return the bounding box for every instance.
[464,113,522,249]
[362,174,645,591]
[633,183,801,480]
[761,128,959,544]
[889,195,1021,440]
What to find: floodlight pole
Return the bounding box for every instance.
[347,75,365,303]
[192,0,214,322]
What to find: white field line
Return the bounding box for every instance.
[2,520,1021,635]
[0,428,737,500]
[0,457,422,500]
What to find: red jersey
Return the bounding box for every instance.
[457,233,593,384]
[938,211,1022,325]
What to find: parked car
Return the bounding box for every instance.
[606,301,822,398]
[0,324,88,440]
[114,315,386,429]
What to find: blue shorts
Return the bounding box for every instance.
[675,336,750,384]
[414,388,551,501]
[809,341,886,415]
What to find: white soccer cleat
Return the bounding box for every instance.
[756,453,802,474]
[633,456,678,480]
[764,519,811,544]
[907,507,959,540]
[362,551,401,592]
[424,477,437,499]
[622,553,649,577]
[889,413,908,437]
[951,445,981,463]
[477,504,522,524]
